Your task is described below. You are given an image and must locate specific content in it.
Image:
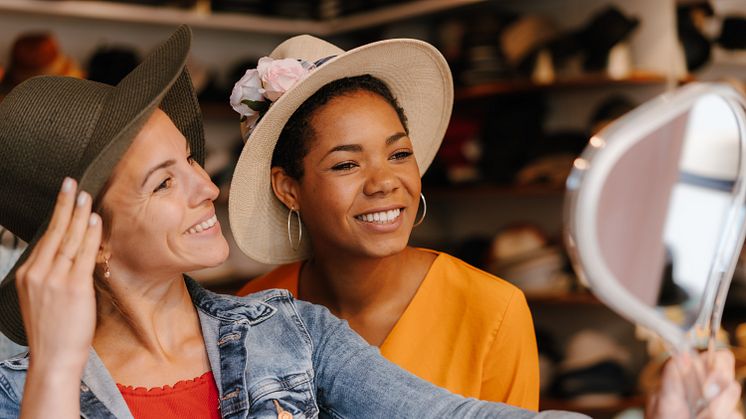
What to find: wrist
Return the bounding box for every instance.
[28,353,88,384]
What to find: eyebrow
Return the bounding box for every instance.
[323,132,408,158]
[141,160,176,187]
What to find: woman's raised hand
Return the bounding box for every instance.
[15,177,101,418]
[647,349,743,419]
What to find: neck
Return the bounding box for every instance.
[300,246,424,317]
[92,268,200,359]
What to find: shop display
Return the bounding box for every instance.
[551,330,633,404]
[487,224,571,294]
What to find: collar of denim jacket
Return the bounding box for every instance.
[185,275,281,325]
[80,348,134,419]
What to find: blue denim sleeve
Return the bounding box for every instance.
[293,300,586,419]
[0,371,20,418]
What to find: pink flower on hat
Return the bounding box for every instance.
[257,57,312,101]
[230,69,265,118]
[230,56,315,137]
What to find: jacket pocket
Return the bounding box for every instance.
[247,372,317,418]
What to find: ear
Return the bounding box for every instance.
[96,245,111,265]
[271,167,301,211]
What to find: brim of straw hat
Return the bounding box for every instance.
[0,25,203,345]
[229,37,453,265]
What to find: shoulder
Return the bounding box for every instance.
[236,263,301,296]
[424,251,533,330]
[429,250,525,304]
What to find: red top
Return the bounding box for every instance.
[117,371,220,419]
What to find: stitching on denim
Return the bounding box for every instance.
[249,371,312,401]
[0,373,19,404]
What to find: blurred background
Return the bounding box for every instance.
[1,0,746,417]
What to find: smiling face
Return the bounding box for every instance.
[277,90,421,259]
[100,109,229,277]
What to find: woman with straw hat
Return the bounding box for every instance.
[227,35,746,418]
[0,25,593,418]
[229,35,540,407]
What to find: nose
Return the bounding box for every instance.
[188,163,220,207]
[362,161,399,197]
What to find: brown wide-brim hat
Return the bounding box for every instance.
[0,25,204,345]
[229,35,453,265]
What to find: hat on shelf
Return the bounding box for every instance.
[87,45,140,86]
[228,34,453,264]
[552,329,633,403]
[574,6,639,71]
[4,32,85,89]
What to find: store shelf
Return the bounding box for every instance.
[455,71,669,101]
[325,0,484,34]
[0,0,485,35]
[424,184,566,199]
[526,291,603,306]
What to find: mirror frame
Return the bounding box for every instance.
[565,83,746,351]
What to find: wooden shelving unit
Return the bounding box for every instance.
[424,184,565,199]
[526,291,603,306]
[0,0,485,35]
[455,71,669,101]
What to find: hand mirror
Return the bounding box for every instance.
[564,83,746,409]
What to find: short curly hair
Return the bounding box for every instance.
[271,75,409,180]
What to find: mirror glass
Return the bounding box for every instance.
[566,84,746,349]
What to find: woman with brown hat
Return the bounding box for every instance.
[229,35,540,408]
[0,25,591,418]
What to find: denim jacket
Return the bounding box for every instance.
[0,278,587,418]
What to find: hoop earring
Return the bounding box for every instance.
[287,207,303,251]
[413,193,427,227]
[103,256,111,279]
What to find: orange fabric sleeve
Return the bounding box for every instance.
[480,288,540,410]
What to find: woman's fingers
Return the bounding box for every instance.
[54,191,92,270]
[701,381,742,419]
[696,350,742,419]
[70,213,102,283]
[26,178,77,272]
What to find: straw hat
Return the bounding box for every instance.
[0,25,204,345]
[229,35,453,264]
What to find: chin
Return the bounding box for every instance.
[192,240,230,269]
[360,239,408,259]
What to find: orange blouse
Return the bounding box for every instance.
[237,249,540,410]
[117,371,220,419]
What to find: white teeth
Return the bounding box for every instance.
[355,209,401,224]
[186,215,217,235]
